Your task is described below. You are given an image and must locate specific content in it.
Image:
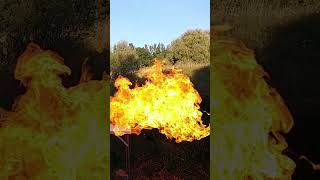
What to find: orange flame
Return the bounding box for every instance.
[211,34,295,179]
[0,43,109,178]
[110,60,210,143]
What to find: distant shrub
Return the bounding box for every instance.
[110,41,142,79]
[168,29,210,64]
[111,29,210,79]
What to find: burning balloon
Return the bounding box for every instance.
[110,60,210,143]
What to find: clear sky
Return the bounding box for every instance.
[110,0,210,48]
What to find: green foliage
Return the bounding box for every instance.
[110,29,209,78]
[168,29,210,64]
[136,47,153,66]
[110,41,140,78]
[145,43,168,59]
[110,41,169,78]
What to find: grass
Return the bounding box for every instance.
[136,61,209,79]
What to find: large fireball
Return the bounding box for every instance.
[110,60,210,143]
[211,32,295,179]
[0,43,109,179]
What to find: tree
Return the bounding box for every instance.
[136,47,152,66]
[143,43,168,60]
[110,41,139,78]
[168,29,209,64]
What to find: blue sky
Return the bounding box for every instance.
[110,0,210,47]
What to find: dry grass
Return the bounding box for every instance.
[174,62,210,78]
[136,61,210,79]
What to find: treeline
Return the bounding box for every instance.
[110,29,209,79]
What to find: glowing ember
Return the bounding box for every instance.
[211,33,296,179]
[0,43,109,178]
[110,60,210,143]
